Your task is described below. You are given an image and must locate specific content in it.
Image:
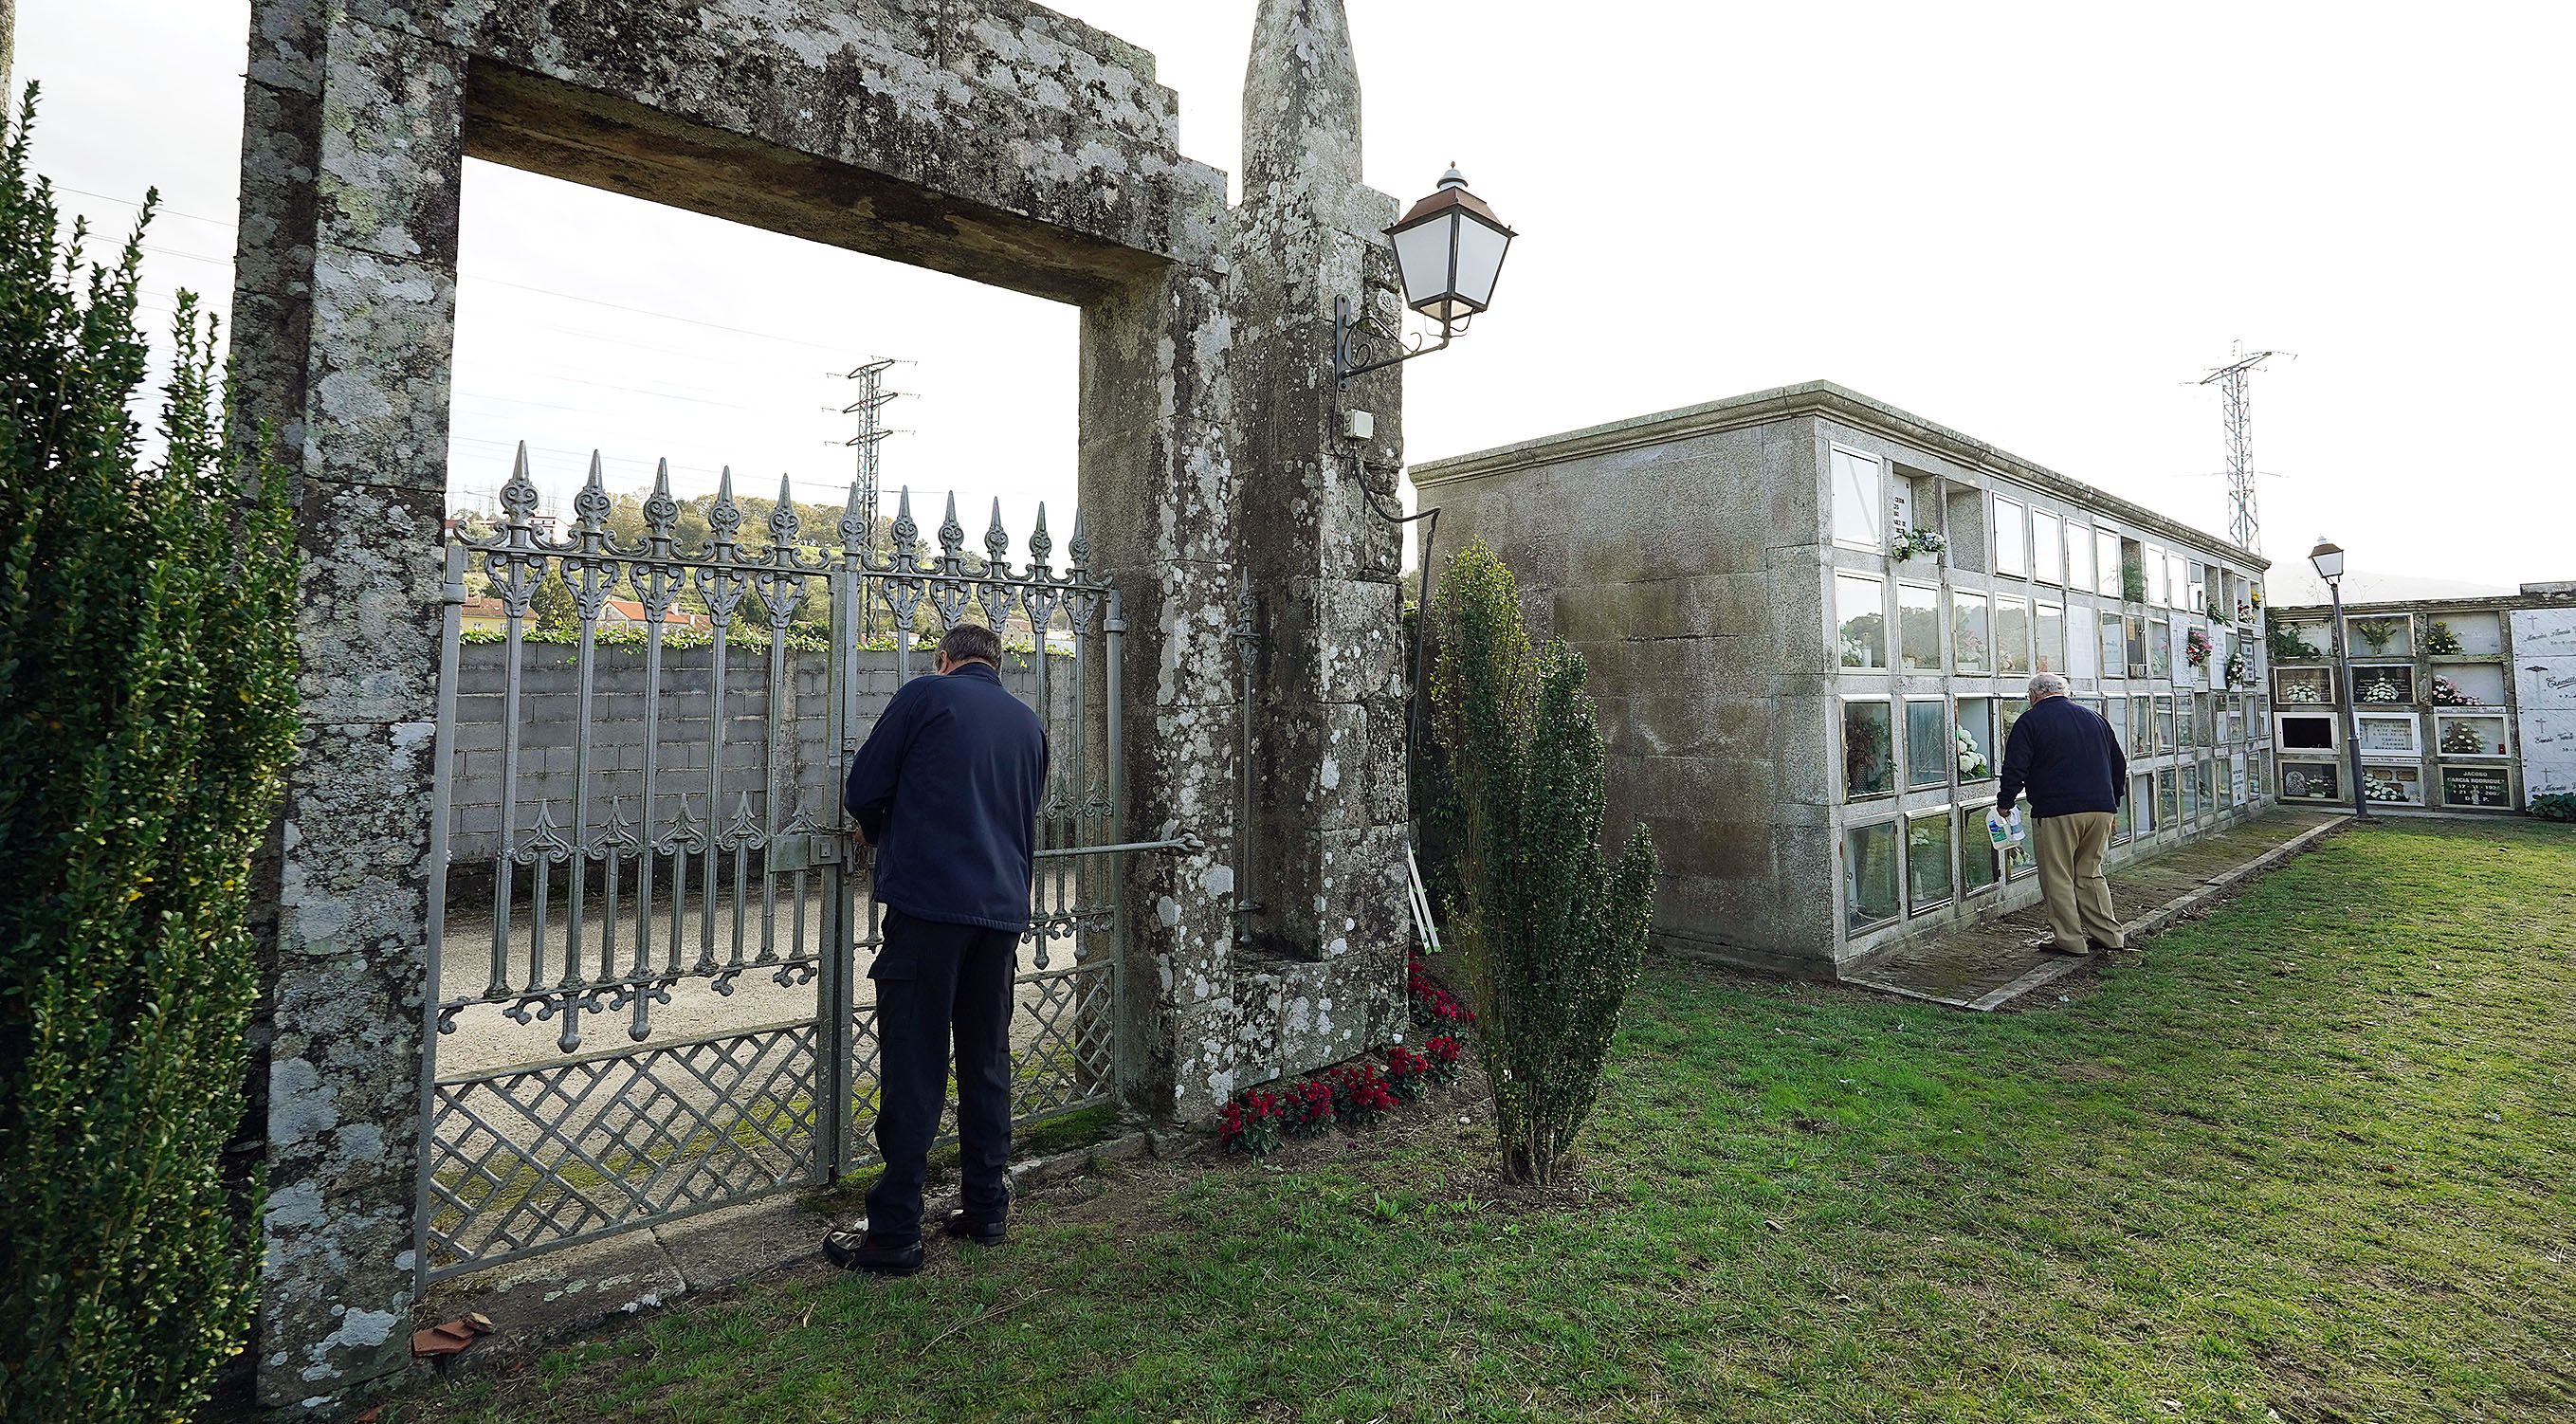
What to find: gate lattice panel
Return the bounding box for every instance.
[418,447,1161,1282]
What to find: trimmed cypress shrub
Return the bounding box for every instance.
[0,89,298,1420]
[1428,539,1654,1185]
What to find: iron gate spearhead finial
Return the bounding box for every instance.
[1028,502,1053,573]
[709,466,742,551]
[501,440,540,528]
[575,451,612,536]
[770,473,800,550]
[985,497,1011,572]
[645,458,678,541]
[839,478,869,556]
[939,490,965,563]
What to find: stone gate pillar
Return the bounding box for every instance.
[1218,0,1414,1084]
[229,5,465,1413]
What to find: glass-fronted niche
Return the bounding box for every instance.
[2277,758,2342,802]
[2363,763,2422,808]
[1832,447,1886,552]
[2346,613,2412,659]
[2424,612,2503,657]
[1907,812,1953,913]
[1844,699,1895,798]
[1897,583,1941,672]
[1959,802,2001,895]
[2436,712,2510,759]
[2273,666,2334,706]
[2351,665,2415,705]
[1837,574,1886,668]
[1845,820,1900,932]
[1854,696,2001,802]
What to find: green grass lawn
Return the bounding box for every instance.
[396,819,2576,1423]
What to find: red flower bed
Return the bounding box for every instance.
[1216,1034,1470,1158]
[1407,952,1475,1030]
[1424,1034,1464,1087]
[1328,1062,1400,1128]
[1281,1077,1337,1141]
[1383,1044,1433,1103]
[1218,1086,1283,1156]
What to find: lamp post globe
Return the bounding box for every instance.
[2308,537,2345,582]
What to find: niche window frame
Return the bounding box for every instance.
[1830,445,1888,553]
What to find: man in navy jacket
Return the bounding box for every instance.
[824,623,1047,1275]
[1996,671,2128,957]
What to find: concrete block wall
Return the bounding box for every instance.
[443,644,1076,866]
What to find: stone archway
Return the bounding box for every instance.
[230,0,1412,1410]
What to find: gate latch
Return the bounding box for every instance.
[767,831,843,873]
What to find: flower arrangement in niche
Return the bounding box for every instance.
[2223,651,2249,687]
[2354,617,2402,653]
[2440,721,2492,756]
[1888,511,1948,562]
[2266,612,2322,663]
[2365,774,2410,804]
[1955,723,1990,779]
[2184,627,2213,667]
[2424,620,2464,656]
[2281,680,2322,703]
[2430,676,2480,706]
[2359,674,2406,703]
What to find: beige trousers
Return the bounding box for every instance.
[2031,811,2122,953]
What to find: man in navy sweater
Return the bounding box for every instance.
[1996,671,2128,957]
[824,623,1048,1275]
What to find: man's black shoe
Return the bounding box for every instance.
[822,1229,923,1275]
[941,1210,1007,1247]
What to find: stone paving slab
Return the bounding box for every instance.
[1842,808,2348,1011]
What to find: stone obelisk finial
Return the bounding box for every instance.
[1242,0,1363,200]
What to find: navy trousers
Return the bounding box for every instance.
[863,907,1017,1244]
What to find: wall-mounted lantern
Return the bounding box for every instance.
[1335,166,1516,386]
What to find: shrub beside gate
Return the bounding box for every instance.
[0,93,298,1421]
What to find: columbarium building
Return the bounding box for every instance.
[2266,583,2576,812]
[1414,381,2274,978]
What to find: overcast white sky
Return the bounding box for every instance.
[20,0,2574,599]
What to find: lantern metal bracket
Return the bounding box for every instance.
[1334,295,1466,387]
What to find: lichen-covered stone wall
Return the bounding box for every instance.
[229,0,1408,1413]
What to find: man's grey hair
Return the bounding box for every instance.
[2027,672,2069,700]
[937,622,1004,667]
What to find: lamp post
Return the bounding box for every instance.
[2309,537,2373,823]
[1334,166,1516,386]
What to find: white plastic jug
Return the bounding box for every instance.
[1986,808,2026,850]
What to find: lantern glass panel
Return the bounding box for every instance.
[1452,213,1511,310]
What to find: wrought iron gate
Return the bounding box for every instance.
[415,448,1162,1282]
